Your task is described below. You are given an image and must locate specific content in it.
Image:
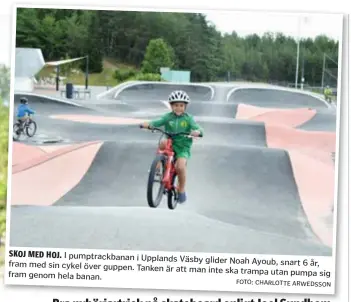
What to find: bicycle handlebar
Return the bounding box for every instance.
[139,125,203,138]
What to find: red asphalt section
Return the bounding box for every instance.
[236,104,317,127]
[236,104,335,247]
[12,143,47,166]
[11,141,103,206]
[50,114,146,125]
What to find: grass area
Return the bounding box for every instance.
[0,210,4,265]
[0,103,8,270]
[37,58,140,87]
[0,242,4,267]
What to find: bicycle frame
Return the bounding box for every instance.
[23,118,31,127]
[141,125,200,192]
[156,137,176,190]
[18,114,33,125]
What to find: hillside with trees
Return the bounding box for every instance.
[16,8,339,86]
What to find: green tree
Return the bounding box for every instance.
[83,12,103,73]
[141,38,175,74]
[0,65,10,102]
[14,8,340,85]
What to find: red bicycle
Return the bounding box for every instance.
[140,125,202,209]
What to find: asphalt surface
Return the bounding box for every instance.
[298,108,337,132]
[115,82,214,102]
[228,88,330,109]
[9,83,336,256]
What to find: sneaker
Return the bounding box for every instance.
[178,192,187,203]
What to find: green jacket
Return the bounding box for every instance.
[324,88,332,96]
[149,111,204,154]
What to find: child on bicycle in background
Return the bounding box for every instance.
[16,97,35,129]
[141,90,204,203]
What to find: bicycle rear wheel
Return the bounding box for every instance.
[167,173,179,210]
[147,154,166,208]
[26,120,37,137]
[13,123,22,141]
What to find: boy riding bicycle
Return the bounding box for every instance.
[141,90,204,203]
[16,97,35,129]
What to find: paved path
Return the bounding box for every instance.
[10,82,336,255]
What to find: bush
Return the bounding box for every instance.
[0,208,5,266]
[0,181,5,210]
[0,209,5,237]
[114,68,163,83]
[113,68,137,82]
[127,72,163,82]
[0,103,9,240]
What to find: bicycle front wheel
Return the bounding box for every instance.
[167,173,179,210]
[147,154,166,208]
[26,120,37,137]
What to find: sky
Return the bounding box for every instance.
[0,10,343,66]
[204,11,343,40]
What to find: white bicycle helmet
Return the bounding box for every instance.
[168,90,190,104]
